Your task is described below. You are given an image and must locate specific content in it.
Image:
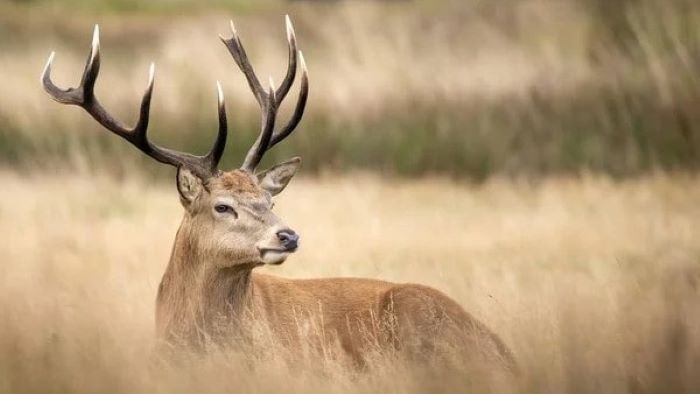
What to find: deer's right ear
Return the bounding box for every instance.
[257,157,301,196]
[176,167,204,207]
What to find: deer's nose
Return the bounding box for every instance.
[276,229,299,251]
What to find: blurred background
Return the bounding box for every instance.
[1,1,700,393]
[1,0,699,179]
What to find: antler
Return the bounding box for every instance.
[41,25,228,180]
[220,15,309,173]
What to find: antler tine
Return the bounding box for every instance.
[41,25,228,179]
[275,14,298,105]
[241,79,277,172]
[220,20,266,106]
[268,50,308,149]
[221,16,309,173]
[206,81,229,171]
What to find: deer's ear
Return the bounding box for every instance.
[176,167,204,207]
[257,157,301,196]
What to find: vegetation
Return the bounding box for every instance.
[1,0,699,179]
[0,171,698,392]
[1,2,699,392]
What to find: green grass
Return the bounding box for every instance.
[3,0,280,15]
[0,0,699,180]
[4,78,697,180]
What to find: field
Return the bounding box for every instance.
[2,0,700,392]
[0,170,699,392]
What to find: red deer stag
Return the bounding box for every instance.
[42,17,515,376]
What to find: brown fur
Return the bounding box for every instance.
[156,170,517,375]
[207,170,262,195]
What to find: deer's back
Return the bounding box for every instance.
[250,273,516,371]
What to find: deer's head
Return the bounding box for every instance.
[42,17,308,268]
[176,163,300,266]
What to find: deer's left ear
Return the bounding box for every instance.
[257,157,301,196]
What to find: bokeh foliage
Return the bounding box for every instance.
[0,0,699,179]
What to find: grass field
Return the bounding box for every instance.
[1,0,700,392]
[0,170,698,392]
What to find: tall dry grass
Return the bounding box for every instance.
[1,0,699,177]
[1,1,699,392]
[0,170,699,392]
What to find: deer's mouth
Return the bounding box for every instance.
[258,247,295,265]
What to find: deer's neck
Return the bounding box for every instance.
[156,217,254,347]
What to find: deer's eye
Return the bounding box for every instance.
[214,204,236,217]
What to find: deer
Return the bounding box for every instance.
[42,17,516,378]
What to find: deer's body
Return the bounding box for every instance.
[158,269,510,363]
[155,170,515,370]
[161,271,516,366]
[43,17,516,378]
